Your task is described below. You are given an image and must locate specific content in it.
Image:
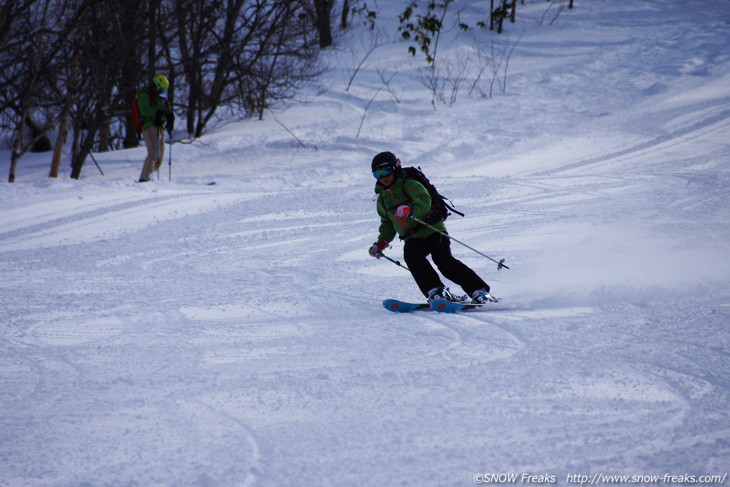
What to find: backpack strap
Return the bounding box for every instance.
[443,198,464,217]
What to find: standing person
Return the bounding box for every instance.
[137,74,174,182]
[368,151,494,304]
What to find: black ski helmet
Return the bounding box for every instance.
[371,151,400,172]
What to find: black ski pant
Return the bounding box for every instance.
[403,232,490,298]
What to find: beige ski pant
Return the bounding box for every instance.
[139,126,165,181]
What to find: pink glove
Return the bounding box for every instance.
[395,205,412,218]
[369,240,389,259]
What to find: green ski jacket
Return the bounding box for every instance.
[375,175,447,243]
[137,88,170,131]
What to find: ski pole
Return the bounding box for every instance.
[379,252,410,271]
[156,129,161,180]
[168,130,172,181]
[88,151,104,176]
[410,216,510,270]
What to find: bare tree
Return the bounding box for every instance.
[168,0,323,136]
[168,0,221,138]
[0,0,62,182]
[66,0,143,179]
[0,0,155,180]
[1,0,327,180]
[340,0,377,30]
[240,1,324,120]
[49,33,81,179]
[117,0,148,149]
[343,24,394,92]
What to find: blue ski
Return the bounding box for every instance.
[383,299,433,313]
[385,296,501,313]
[430,298,500,313]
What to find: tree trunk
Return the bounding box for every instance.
[70,126,97,180]
[147,0,159,81]
[120,0,144,149]
[8,151,20,183]
[49,114,69,178]
[8,107,31,183]
[313,0,333,48]
[50,49,80,178]
[340,0,349,29]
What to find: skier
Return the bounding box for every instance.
[368,151,493,304]
[137,74,174,182]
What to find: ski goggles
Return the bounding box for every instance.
[373,168,393,179]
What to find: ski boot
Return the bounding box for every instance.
[427,286,457,304]
[471,289,499,304]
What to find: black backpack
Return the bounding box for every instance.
[400,166,464,225]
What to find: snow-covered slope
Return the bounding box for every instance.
[1,1,729,486]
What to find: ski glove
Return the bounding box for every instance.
[395,205,412,218]
[369,240,389,259]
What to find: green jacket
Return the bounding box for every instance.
[137,88,170,131]
[375,175,447,243]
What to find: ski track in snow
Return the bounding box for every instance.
[1,1,729,486]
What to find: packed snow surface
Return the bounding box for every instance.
[1,1,729,486]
